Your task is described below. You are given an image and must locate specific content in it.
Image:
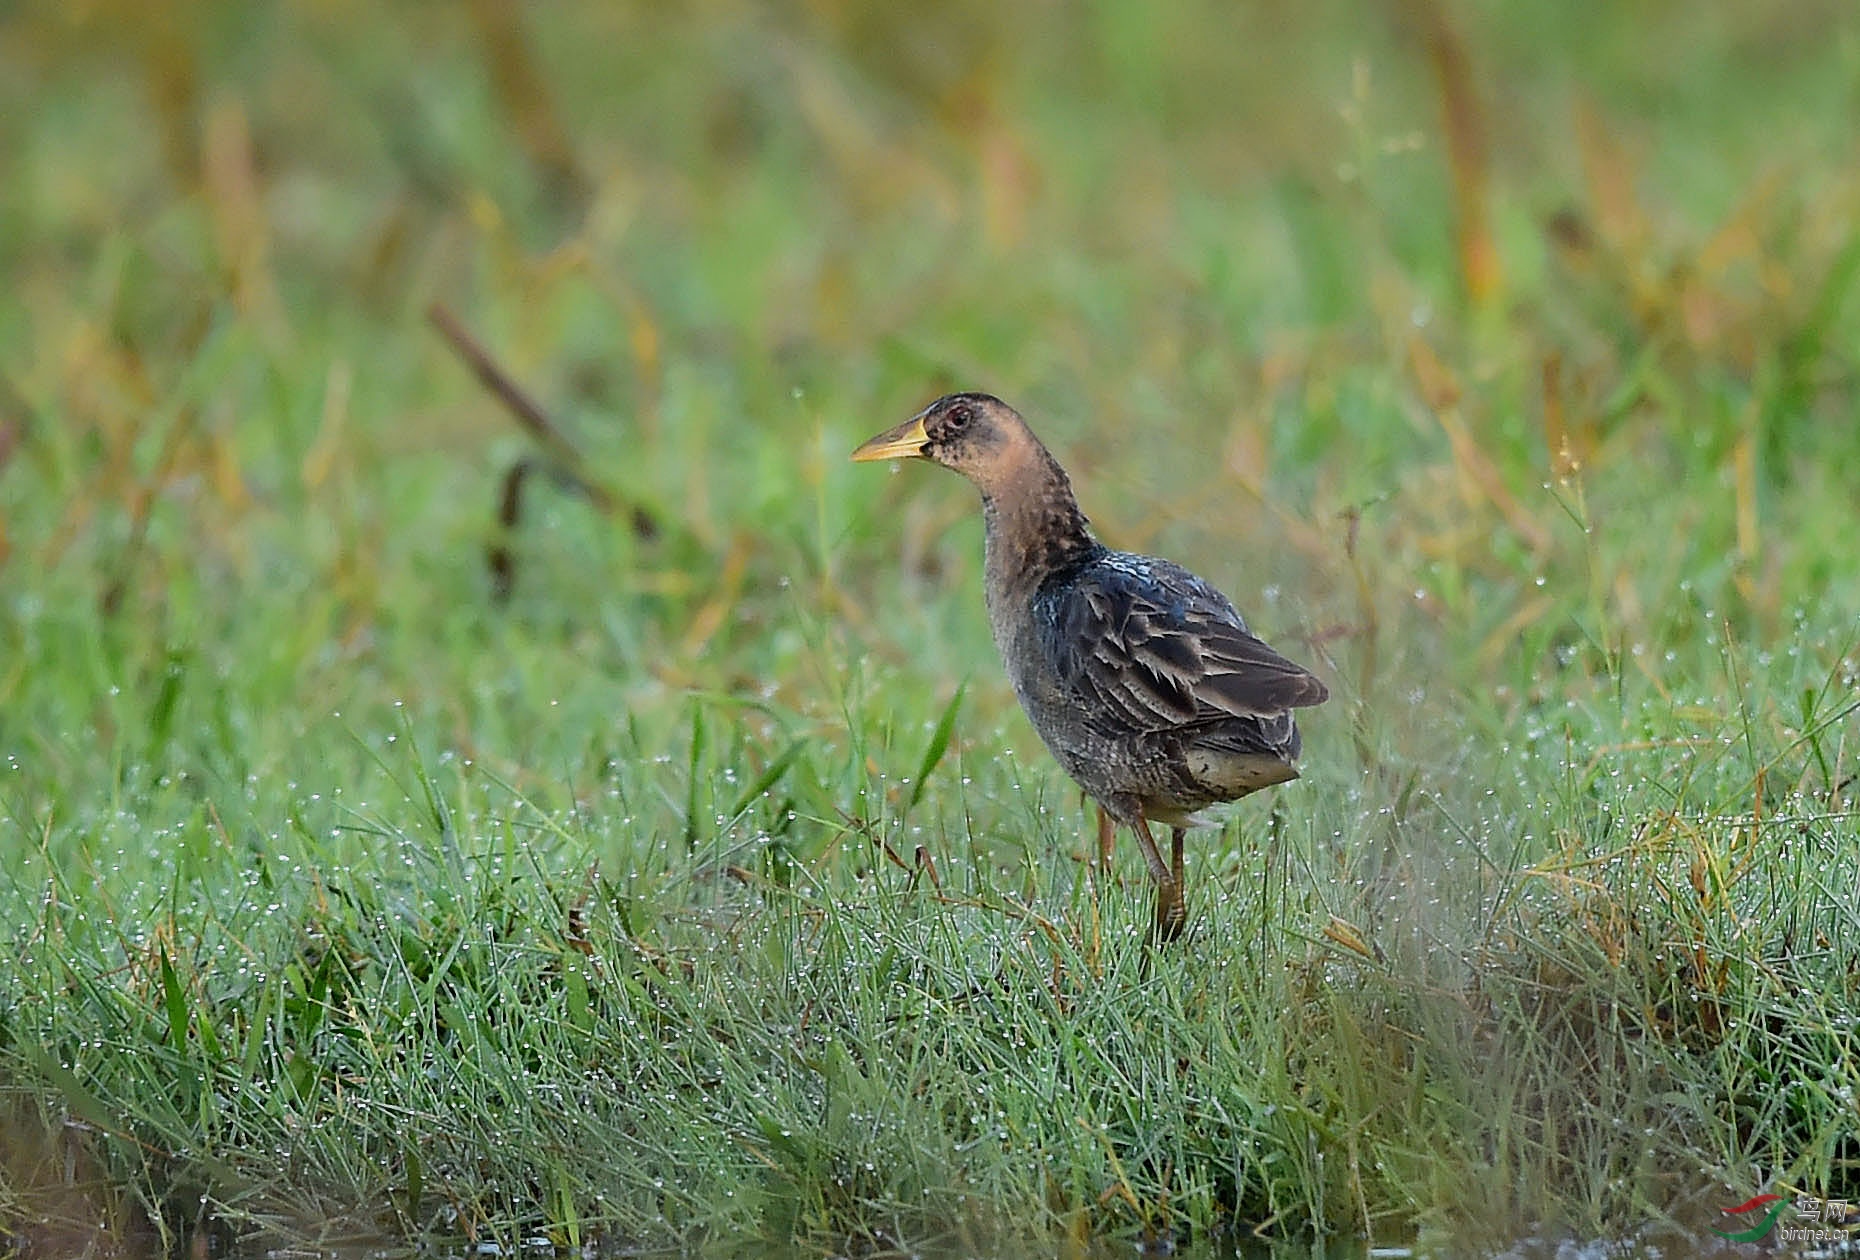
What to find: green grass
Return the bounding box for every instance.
[3,2,1859,1255]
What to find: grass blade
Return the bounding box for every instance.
[727,737,807,821]
[907,683,964,816]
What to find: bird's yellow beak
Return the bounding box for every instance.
[850,415,930,462]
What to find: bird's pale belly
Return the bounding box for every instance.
[1040,727,1297,827]
[1000,631,1298,826]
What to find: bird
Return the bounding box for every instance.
[852,392,1328,940]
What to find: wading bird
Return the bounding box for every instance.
[853,393,1327,939]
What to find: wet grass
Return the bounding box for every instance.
[3,1,1859,1255]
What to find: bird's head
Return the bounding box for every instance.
[850,392,1031,489]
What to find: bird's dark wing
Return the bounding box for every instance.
[1034,552,1328,739]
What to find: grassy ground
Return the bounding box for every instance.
[3,2,1859,1254]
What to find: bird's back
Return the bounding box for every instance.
[1013,548,1325,821]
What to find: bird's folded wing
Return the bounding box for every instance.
[1037,558,1328,738]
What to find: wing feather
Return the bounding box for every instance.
[1037,553,1327,742]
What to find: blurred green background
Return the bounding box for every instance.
[5,0,1857,746]
[2,1,1858,1254]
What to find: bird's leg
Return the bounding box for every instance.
[1096,806,1116,870]
[1162,826,1187,940]
[1130,811,1185,941]
[1128,810,1172,888]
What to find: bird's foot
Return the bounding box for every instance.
[1152,880,1187,943]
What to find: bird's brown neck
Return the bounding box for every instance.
[978,445,1100,592]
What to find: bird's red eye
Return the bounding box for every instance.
[944,405,971,432]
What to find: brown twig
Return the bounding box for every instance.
[486,455,643,601]
[426,303,657,600]
[427,302,587,468]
